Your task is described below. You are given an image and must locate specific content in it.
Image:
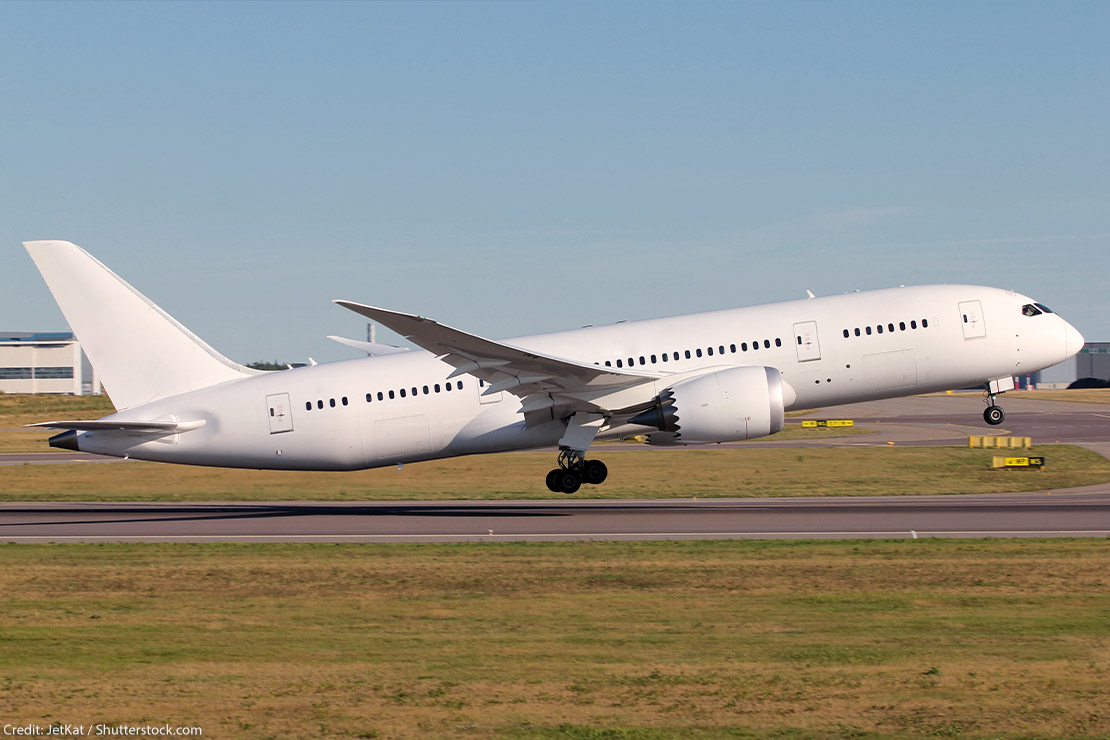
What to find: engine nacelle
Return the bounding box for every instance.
[629,366,789,444]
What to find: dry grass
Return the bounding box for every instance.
[0,393,115,452]
[0,540,1108,739]
[1002,389,1110,404]
[1,445,1107,501]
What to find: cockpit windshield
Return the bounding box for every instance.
[1022,303,1055,317]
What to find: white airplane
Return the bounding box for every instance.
[24,240,1085,493]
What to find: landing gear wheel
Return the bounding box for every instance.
[546,469,563,493]
[984,405,1005,425]
[583,459,608,485]
[557,470,582,494]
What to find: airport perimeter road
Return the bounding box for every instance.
[1,487,1108,543]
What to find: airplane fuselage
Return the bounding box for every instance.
[74,284,1081,471]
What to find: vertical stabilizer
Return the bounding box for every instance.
[24,240,260,410]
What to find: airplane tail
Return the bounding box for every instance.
[24,240,261,410]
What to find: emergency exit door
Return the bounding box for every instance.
[266,393,294,434]
[793,321,821,362]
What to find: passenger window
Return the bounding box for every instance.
[843,329,849,338]
[661,354,668,362]
[684,350,691,359]
[306,402,312,411]
[910,320,917,329]
[899,322,906,331]
[651,354,657,363]
[741,342,748,351]
[399,389,406,398]
[775,338,782,347]
[639,356,646,365]
[444,384,451,392]
[888,323,895,332]
[763,339,770,349]
[730,344,736,353]
[330,398,336,407]
[457,381,463,389]
[616,359,623,368]
[854,328,861,336]
[389,390,395,399]
[423,385,429,395]
[412,387,418,396]
[866,326,872,335]
[707,347,713,356]
[673,352,679,360]
[377,391,384,401]
[342,397,348,406]
[628,357,634,367]
[877,325,883,334]
[604,361,612,366]
[365,393,372,403]
[434,384,440,392]
[317,400,324,409]
[696,349,702,357]
[922,318,929,328]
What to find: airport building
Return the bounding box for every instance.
[0,332,101,395]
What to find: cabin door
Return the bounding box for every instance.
[793,321,821,362]
[266,393,294,434]
[959,300,986,339]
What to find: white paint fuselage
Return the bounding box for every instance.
[77,284,1083,470]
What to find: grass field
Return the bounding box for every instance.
[928,389,1110,404]
[2,444,1108,501]
[1,539,1108,739]
[1003,389,1110,404]
[3,393,1107,501]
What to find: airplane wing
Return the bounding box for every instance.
[334,301,660,410]
[327,335,411,356]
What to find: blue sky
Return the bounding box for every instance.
[2,1,1107,364]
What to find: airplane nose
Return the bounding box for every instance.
[1064,321,1085,361]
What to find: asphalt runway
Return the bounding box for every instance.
[2,394,1107,542]
[1,488,1108,542]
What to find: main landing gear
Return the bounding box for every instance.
[545,447,608,494]
[983,391,1005,426]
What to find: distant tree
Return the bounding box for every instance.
[246,361,288,371]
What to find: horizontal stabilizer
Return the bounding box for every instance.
[28,419,206,433]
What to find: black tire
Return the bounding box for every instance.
[558,470,582,494]
[984,405,1005,425]
[545,469,563,492]
[583,459,608,485]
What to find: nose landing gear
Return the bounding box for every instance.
[545,447,608,494]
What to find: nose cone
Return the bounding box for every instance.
[1064,321,1085,361]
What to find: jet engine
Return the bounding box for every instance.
[628,366,790,444]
